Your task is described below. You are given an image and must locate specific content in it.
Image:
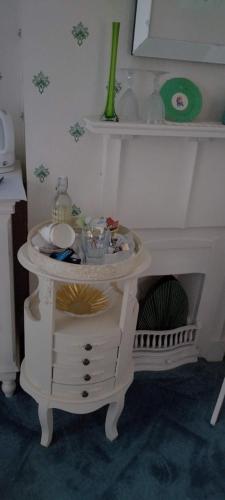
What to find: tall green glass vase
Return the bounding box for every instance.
[102,22,120,122]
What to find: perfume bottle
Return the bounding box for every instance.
[52,177,72,225]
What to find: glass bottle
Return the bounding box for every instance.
[52,177,72,225]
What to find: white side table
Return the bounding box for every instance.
[18,225,150,446]
[0,162,26,396]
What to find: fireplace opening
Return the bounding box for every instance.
[133,273,205,371]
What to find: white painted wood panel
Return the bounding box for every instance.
[117,137,197,228]
[187,140,225,227]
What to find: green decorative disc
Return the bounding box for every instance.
[160,77,202,122]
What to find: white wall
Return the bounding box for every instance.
[0,0,25,167]
[15,0,225,227]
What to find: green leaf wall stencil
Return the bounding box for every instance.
[72,22,89,46]
[34,164,49,182]
[69,122,85,142]
[32,71,50,94]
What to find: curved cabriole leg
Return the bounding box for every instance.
[38,403,53,447]
[2,379,16,397]
[105,395,125,441]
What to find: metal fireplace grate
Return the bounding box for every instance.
[133,323,201,371]
[134,324,199,351]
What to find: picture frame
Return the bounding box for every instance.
[132,0,225,64]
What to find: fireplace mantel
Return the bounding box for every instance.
[85,118,225,227]
[85,117,225,363]
[85,118,225,139]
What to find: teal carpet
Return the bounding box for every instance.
[1,359,225,500]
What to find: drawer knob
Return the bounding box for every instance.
[84,374,91,381]
[83,358,90,366]
[82,390,89,398]
[84,343,92,351]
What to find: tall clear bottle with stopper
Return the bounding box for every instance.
[52,176,72,225]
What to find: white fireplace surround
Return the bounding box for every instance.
[137,228,225,362]
[85,119,225,363]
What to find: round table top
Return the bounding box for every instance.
[18,222,151,283]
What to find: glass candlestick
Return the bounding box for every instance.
[145,71,167,124]
[102,22,120,122]
[117,69,139,122]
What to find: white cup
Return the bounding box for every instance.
[39,223,75,248]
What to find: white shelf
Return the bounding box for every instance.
[84,117,225,139]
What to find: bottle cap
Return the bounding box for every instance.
[57,176,68,193]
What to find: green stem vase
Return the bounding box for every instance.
[102,22,120,122]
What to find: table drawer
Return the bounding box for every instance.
[52,355,117,384]
[52,378,115,401]
[53,346,118,368]
[53,331,121,355]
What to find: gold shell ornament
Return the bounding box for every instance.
[56,283,111,316]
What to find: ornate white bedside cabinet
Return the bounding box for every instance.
[0,162,26,397]
[18,223,150,446]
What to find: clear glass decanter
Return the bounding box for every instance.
[52,177,72,225]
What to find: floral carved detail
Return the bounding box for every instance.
[34,164,49,183]
[72,22,89,46]
[69,122,85,142]
[32,71,50,94]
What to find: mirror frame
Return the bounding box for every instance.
[132,0,225,64]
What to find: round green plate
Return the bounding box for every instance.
[160,77,202,122]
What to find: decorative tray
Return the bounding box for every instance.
[27,221,144,281]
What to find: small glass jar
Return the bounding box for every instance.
[81,226,110,264]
